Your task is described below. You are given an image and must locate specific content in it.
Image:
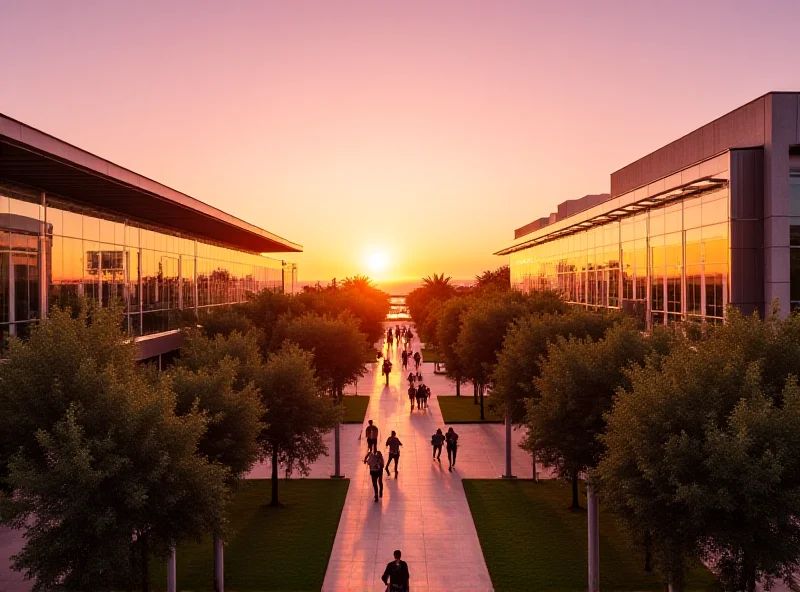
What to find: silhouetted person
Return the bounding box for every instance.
[415,383,424,409]
[422,384,430,408]
[446,427,459,471]
[382,358,393,386]
[364,420,378,456]
[385,430,402,475]
[408,385,416,411]
[407,372,415,387]
[401,350,409,369]
[364,449,385,501]
[381,550,410,592]
[413,351,421,370]
[431,428,445,461]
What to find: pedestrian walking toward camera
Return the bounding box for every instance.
[408,385,416,411]
[381,550,410,592]
[401,349,409,370]
[364,420,378,456]
[387,329,393,349]
[364,449,385,501]
[431,428,445,461]
[407,372,415,386]
[446,427,459,471]
[382,357,393,386]
[422,384,430,409]
[413,350,421,371]
[386,431,402,475]
[415,383,424,409]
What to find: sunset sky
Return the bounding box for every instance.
[2,0,799,292]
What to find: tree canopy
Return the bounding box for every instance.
[492,309,622,423]
[524,320,652,508]
[278,312,370,399]
[0,305,227,591]
[258,342,340,504]
[598,308,800,591]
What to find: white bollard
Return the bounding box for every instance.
[502,405,516,479]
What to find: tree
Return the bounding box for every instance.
[474,265,511,293]
[455,292,560,419]
[0,304,227,591]
[199,306,255,339]
[406,273,457,331]
[279,312,370,477]
[492,309,622,423]
[258,342,340,504]
[171,338,264,481]
[171,330,266,588]
[523,320,651,509]
[434,296,473,396]
[598,308,800,591]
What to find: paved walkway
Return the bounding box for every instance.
[321,326,525,592]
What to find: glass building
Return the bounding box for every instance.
[1,114,301,358]
[497,92,800,327]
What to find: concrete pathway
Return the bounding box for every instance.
[322,326,508,592]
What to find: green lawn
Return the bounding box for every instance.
[437,395,503,423]
[421,347,443,363]
[342,395,370,423]
[463,480,717,592]
[151,479,348,591]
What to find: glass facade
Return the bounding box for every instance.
[1,186,286,345]
[510,186,730,326]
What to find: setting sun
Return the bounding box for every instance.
[367,251,389,274]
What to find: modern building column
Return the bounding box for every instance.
[39,191,48,320]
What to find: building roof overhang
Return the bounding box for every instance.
[0,114,302,253]
[494,172,729,257]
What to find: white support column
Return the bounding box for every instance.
[331,422,344,478]
[587,482,600,592]
[39,192,48,320]
[166,547,177,592]
[213,536,224,592]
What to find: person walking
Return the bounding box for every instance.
[385,430,402,475]
[364,449,385,501]
[413,350,421,371]
[364,420,378,456]
[408,384,416,411]
[446,427,459,471]
[401,349,409,370]
[431,428,445,462]
[422,384,430,409]
[415,383,424,410]
[382,357,393,386]
[407,372,415,387]
[387,328,394,349]
[381,550,410,592]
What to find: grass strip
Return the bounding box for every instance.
[150,479,348,591]
[438,395,503,423]
[463,479,716,591]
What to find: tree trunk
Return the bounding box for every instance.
[270,448,280,505]
[740,551,757,592]
[571,471,581,509]
[644,531,652,572]
[473,382,478,405]
[456,376,461,397]
[479,384,485,420]
[140,532,150,592]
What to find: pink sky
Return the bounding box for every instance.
[2,0,799,290]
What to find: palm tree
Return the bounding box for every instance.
[421,273,456,299]
[341,275,374,291]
